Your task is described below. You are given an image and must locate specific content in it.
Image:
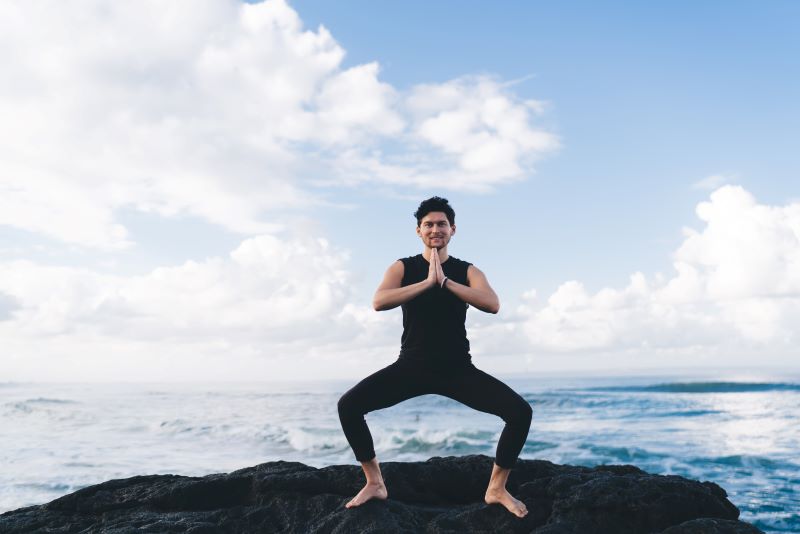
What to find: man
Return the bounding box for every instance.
[337,196,532,518]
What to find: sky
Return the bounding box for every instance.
[1,0,798,382]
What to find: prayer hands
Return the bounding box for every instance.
[428,248,446,288]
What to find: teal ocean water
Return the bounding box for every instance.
[1,374,798,532]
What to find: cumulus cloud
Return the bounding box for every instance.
[0,233,401,380]
[519,186,800,356]
[407,77,558,188]
[1,234,349,340]
[0,0,556,249]
[5,185,797,380]
[329,76,558,191]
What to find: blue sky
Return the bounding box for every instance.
[0,0,798,381]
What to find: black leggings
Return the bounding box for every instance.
[337,358,532,469]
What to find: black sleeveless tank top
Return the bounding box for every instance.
[398,254,472,367]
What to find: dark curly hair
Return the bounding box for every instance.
[414,196,455,227]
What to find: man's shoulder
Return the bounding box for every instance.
[448,255,473,268]
[398,254,424,264]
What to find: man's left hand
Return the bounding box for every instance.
[432,249,446,288]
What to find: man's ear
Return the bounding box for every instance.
[416,226,421,236]
[451,224,456,236]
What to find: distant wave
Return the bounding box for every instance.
[3,398,80,415]
[586,382,800,393]
[643,409,724,418]
[581,444,669,463]
[21,397,79,404]
[689,454,800,470]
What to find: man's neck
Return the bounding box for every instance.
[423,246,449,263]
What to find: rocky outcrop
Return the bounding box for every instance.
[0,455,763,533]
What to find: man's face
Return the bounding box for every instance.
[417,211,455,249]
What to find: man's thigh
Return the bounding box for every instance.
[436,364,526,417]
[342,359,430,414]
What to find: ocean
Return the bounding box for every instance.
[1,373,798,533]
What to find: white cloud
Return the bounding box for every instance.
[1,234,348,340]
[0,233,400,381]
[330,77,558,192]
[0,0,557,249]
[518,185,800,358]
[409,77,557,183]
[4,185,797,380]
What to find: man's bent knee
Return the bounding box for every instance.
[338,392,357,418]
[507,398,532,426]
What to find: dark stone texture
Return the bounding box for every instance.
[0,455,763,533]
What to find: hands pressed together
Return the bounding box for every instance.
[373,246,498,313]
[427,248,447,289]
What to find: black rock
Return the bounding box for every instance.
[0,455,763,533]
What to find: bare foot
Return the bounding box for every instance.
[485,487,528,518]
[345,481,388,508]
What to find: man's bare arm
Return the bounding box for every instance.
[444,264,500,314]
[372,260,436,311]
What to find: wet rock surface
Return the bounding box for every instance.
[0,455,763,533]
